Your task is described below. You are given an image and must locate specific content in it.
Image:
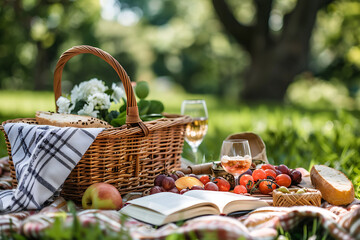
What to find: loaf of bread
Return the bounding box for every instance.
[310,165,355,206]
[36,111,112,128]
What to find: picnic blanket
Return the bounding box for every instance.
[0,146,359,239]
[0,123,103,213]
[0,195,359,240]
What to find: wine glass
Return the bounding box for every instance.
[181,100,208,164]
[220,139,252,185]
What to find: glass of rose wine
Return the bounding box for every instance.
[220,139,252,185]
[181,100,208,164]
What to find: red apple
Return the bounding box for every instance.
[82,183,123,210]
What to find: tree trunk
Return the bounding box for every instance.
[212,0,333,100]
[34,42,49,90]
[243,41,308,100]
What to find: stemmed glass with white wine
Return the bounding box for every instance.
[220,139,252,185]
[181,100,208,163]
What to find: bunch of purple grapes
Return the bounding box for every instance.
[150,171,185,194]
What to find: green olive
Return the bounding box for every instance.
[296,189,306,194]
[278,186,290,193]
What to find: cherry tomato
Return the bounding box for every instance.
[199,175,211,185]
[234,185,247,194]
[264,169,276,180]
[276,174,292,187]
[261,164,276,172]
[252,169,266,182]
[180,188,189,194]
[259,180,276,194]
[239,174,254,190]
[214,177,231,192]
[204,182,219,191]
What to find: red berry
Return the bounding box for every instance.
[252,169,266,182]
[261,164,276,172]
[214,177,231,192]
[199,175,211,185]
[189,174,199,180]
[191,185,205,190]
[180,188,189,194]
[259,181,276,194]
[175,171,185,178]
[290,170,302,185]
[276,174,292,187]
[204,182,219,191]
[239,174,254,190]
[264,169,276,179]
[150,186,162,195]
[154,174,166,186]
[168,187,180,194]
[278,164,290,175]
[234,185,247,194]
[162,177,175,190]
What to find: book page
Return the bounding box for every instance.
[184,190,267,213]
[125,192,219,216]
[121,203,220,226]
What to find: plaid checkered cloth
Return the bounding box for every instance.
[0,123,103,213]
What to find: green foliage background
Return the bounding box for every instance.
[1,0,360,101]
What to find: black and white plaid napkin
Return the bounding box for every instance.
[0,123,104,213]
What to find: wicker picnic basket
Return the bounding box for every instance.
[1,45,192,203]
[273,188,322,207]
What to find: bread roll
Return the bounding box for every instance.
[36,111,112,128]
[310,165,354,206]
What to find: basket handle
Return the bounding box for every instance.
[53,45,149,135]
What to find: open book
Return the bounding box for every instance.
[120,190,269,225]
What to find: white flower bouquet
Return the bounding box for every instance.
[57,78,164,126]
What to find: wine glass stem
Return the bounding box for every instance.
[234,176,239,186]
[192,146,198,163]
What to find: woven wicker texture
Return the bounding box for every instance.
[1,46,192,204]
[273,188,322,207]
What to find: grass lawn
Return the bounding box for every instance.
[0,88,359,198]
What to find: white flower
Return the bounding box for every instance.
[70,84,83,104]
[56,96,71,114]
[81,78,108,97]
[111,83,125,103]
[70,78,108,104]
[87,92,111,110]
[78,102,99,118]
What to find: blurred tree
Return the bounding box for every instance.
[0,0,100,90]
[2,0,359,102]
[212,0,334,100]
[114,0,246,98]
[312,1,360,97]
[114,0,360,101]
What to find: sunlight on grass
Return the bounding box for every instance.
[0,90,55,117]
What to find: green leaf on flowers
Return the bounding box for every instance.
[106,110,120,123]
[119,103,126,113]
[71,100,87,114]
[111,118,125,127]
[138,99,150,115]
[135,81,149,99]
[111,113,126,127]
[141,114,164,121]
[105,89,114,96]
[148,100,164,114]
